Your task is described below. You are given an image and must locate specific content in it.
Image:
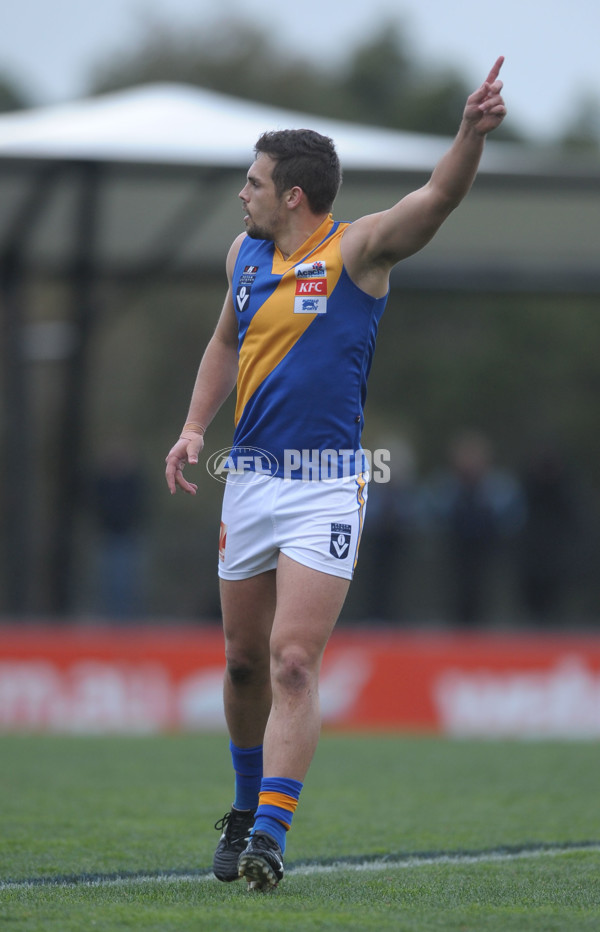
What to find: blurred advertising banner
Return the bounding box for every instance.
[1,626,600,737]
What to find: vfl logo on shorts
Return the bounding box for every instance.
[330,523,351,559]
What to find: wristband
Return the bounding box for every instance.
[181,421,206,435]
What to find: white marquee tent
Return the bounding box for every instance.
[1,82,599,291]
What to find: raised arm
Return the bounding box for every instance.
[165,235,243,495]
[342,57,507,296]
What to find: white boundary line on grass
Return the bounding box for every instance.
[3,843,600,891]
[292,843,600,877]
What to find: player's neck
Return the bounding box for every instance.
[275,212,330,261]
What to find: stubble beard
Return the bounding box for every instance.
[244,202,282,242]
[246,225,271,241]
[245,218,275,242]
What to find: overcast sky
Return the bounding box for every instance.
[1,0,598,140]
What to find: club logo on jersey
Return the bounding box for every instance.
[330,522,351,559]
[236,265,259,312]
[294,261,327,314]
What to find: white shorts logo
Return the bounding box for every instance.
[330,523,351,559]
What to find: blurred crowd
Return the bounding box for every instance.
[86,430,598,628]
[89,439,148,621]
[357,430,597,628]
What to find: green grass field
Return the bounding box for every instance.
[2,733,600,930]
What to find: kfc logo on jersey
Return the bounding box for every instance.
[294,261,327,314]
[295,278,327,296]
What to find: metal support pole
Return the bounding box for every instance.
[0,164,58,614]
[47,161,101,614]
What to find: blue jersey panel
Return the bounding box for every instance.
[230,218,388,479]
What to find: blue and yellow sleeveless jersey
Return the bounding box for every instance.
[231,214,388,479]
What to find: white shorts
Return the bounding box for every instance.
[218,471,369,581]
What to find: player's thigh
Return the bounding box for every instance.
[220,569,277,661]
[270,553,350,665]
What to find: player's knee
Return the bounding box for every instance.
[271,645,314,694]
[225,658,254,686]
[225,648,268,687]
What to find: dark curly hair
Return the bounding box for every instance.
[254,129,342,215]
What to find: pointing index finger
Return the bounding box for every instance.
[485,55,505,86]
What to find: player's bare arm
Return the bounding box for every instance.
[165,235,243,495]
[342,56,506,297]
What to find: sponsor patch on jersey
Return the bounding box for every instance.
[236,266,259,312]
[294,261,327,314]
[296,260,326,279]
[330,522,351,559]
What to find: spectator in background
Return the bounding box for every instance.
[358,435,422,622]
[91,440,147,620]
[517,443,585,623]
[427,430,524,626]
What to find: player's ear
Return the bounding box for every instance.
[285,186,304,209]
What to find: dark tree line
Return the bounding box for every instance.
[83,16,600,148]
[1,16,598,148]
[85,17,516,139]
[0,72,30,111]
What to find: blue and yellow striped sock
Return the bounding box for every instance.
[229,741,263,812]
[253,776,303,853]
